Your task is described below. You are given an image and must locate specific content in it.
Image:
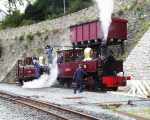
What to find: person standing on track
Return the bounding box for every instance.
[73,64,87,94]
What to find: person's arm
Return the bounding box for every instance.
[81,69,87,77]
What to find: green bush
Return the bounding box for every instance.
[20,19,34,26]
[69,0,93,13]
[0,10,23,29]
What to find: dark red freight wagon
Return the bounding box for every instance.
[57,18,130,91]
[70,18,128,45]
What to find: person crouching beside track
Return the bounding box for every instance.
[73,64,87,94]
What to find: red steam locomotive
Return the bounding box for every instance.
[57,18,130,90]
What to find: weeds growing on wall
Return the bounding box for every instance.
[44,35,49,41]
[26,34,34,44]
[35,31,42,37]
[19,35,24,42]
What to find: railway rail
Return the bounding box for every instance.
[0,90,149,120]
[0,91,101,120]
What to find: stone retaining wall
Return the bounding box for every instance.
[124,29,150,80]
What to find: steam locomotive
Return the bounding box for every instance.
[17,17,130,90]
[57,18,130,91]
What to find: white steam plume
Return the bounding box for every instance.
[22,56,58,89]
[95,0,114,44]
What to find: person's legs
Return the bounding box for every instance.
[79,81,84,93]
[93,74,100,91]
[48,55,53,64]
[74,83,78,94]
[18,79,23,86]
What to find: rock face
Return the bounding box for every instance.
[124,29,150,80]
[123,29,150,98]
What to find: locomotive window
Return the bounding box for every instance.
[57,49,84,63]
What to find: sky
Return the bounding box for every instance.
[0,0,36,21]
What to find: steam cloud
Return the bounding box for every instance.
[22,56,58,89]
[95,0,114,44]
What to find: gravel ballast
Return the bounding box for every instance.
[0,98,57,120]
[0,83,149,120]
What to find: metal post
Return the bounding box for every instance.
[63,0,66,14]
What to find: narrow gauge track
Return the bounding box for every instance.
[0,91,101,120]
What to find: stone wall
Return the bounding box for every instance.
[124,29,150,80]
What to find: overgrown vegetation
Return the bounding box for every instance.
[26,34,34,44]
[117,0,150,60]
[36,48,43,55]
[0,0,93,29]
[19,35,25,42]
[0,10,23,29]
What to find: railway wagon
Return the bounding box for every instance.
[17,57,48,85]
[57,18,130,90]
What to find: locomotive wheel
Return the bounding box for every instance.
[110,87,118,91]
[58,78,72,88]
[57,78,65,87]
[18,79,23,86]
[68,79,73,88]
[64,79,72,88]
[112,87,118,91]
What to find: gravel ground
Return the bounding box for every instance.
[0,83,149,120]
[0,98,57,120]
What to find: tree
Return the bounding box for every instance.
[1,10,23,28]
[0,0,93,28]
[24,0,93,21]
[7,0,24,14]
[69,0,93,12]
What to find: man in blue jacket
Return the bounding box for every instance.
[45,45,53,65]
[32,57,41,79]
[73,64,87,94]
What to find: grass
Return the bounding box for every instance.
[124,108,150,119]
